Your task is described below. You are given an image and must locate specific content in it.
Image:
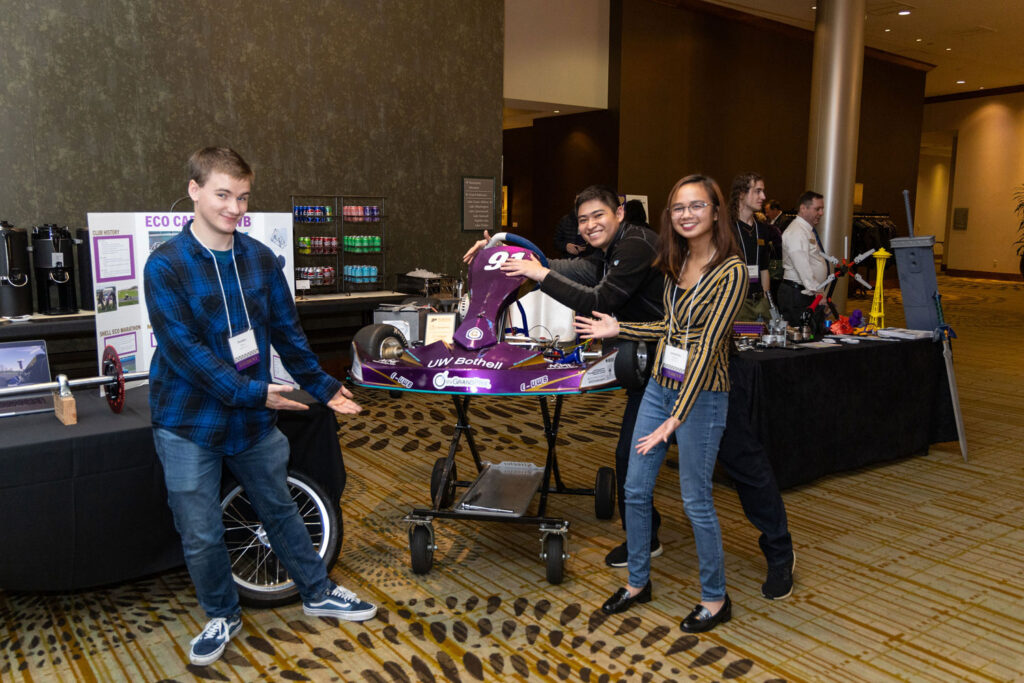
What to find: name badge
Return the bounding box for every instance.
[228,329,261,370]
[747,264,759,281]
[661,344,688,382]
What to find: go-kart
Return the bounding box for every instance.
[349,233,648,394]
[348,233,651,584]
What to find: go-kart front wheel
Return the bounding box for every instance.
[221,471,341,608]
[352,323,407,360]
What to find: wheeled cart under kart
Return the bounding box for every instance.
[395,389,616,584]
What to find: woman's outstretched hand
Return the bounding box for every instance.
[574,311,620,339]
[636,416,681,455]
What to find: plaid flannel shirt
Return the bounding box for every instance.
[144,220,340,454]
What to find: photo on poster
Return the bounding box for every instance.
[149,231,178,254]
[0,340,52,417]
[118,286,139,307]
[96,286,117,313]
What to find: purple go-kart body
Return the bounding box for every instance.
[350,243,621,395]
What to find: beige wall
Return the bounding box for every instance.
[914,148,953,254]
[923,92,1024,275]
[504,0,609,109]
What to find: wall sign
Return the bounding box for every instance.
[462,176,495,232]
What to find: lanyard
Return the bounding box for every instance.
[667,272,705,349]
[200,242,252,337]
[735,220,758,265]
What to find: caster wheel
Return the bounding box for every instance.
[594,466,616,520]
[430,457,457,509]
[409,525,434,575]
[543,534,565,585]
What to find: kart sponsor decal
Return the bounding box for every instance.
[580,353,616,388]
[350,348,363,381]
[389,372,414,389]
[465,327,484,341]
[431,370,492,391]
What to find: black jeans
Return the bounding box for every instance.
[719,357,794,568]
[615,386,661,547]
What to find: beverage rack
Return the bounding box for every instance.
[290,194,387,295]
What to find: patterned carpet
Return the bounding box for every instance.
[2,274,1023,682]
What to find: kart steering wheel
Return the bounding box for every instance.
[484,232,549,268]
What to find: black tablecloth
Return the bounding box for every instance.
[0,386,345,591]
[726,338,957,489]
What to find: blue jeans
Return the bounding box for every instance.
[624,381,729,601]
[154,427,333,618]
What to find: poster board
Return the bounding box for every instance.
[85,212,295,384]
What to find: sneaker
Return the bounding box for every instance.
[303,584,378,621]
[189,615,242,666]
[604,540,664,568]
[762,551,796,600]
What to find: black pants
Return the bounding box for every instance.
[615,386,661,546]
[719,356,794,568]
[778,284,814,327]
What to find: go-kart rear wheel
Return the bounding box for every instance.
[594,467,616,520]
[352,323,407,360]
[543,533,565,585]
[222,471,341,608]
[611,340,651,391]
[430,457,458,509]
[409,524,434,575]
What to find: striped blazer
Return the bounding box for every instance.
[618,255,747,423]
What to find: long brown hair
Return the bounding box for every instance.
[654,174,741,283]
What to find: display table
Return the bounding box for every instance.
[726,338,957,489]
[0,386,345,592]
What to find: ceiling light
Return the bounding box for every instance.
[553,110,560,113]
[915,38,922,42]
[884,28,891,32]
[945,47,952,51]
[898,10,911,16]
[956,80,966,84]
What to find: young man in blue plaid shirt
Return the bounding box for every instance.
[145,147,376,666]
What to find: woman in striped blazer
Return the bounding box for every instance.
[575,174,747,633]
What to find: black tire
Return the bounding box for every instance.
[222,471,342,608]
[610,339,651,391]
[430,457,458,509]
[544,534,565,585]
[352,323,406,360]
[594,467,616,520]
[409,525,434,575]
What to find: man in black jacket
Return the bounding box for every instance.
[464,185,664,567]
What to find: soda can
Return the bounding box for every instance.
[324,205,333,220]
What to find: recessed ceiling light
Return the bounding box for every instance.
[945,47,952,51]
[553,110,560,113]
[956,80,966,84]
[978,86,985,90]
[884,28,891,32]
[811,5,817,9]
[898,10,911,16]
[915,38,922,42]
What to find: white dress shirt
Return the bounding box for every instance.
[782,215,829,294]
